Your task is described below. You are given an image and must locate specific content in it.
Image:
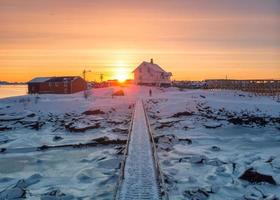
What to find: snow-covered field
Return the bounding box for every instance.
[145,89,280,200]
[0,86,279,199]
[0,86,135,199]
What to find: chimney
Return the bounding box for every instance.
[150,58,153,64]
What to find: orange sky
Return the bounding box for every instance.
[0,0,280,82]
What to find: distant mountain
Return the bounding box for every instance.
[0,81,26,85]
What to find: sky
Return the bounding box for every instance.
[0,0,280,82]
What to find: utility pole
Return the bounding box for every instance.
[100,73,104,82]
[83,69,92,81]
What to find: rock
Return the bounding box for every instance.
[53,136,63,141]
[183,187,211,200]
[0,148,6,153]
[172,111,193,118]
[155,123,174,130]
[190,155,208,164]
[200,95,206,98]
[112,126,128,134]
[155,118,181,129]
[157,118,181,124]
[82,109,105,115]
[41,189,74,200]
[108,118,126,125]
[204,122,222,129]
[92,136,126,145]
[0,115,25,122]
[228,116,268,126]
[65,122,101,132]
[27,113,36,117]
[112,90,125,96]
[0,187,26,199]
[239,168,277,185]
[178,138,192,144]
[0,174,41,200]
[0,125,12,131]
[211,146,221,151]
[25,174,42,186]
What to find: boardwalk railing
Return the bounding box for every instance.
[113,104,135,199]
[142,100,169,200]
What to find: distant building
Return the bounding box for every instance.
[107,79,120,86]
[133,59,172,86]
[27,76,87,94]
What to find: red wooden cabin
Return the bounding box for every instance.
[28,76,87,94]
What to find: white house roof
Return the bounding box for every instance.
[133,61,170,74]
[28,77,52,83]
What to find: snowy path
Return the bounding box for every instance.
[117,100,160,200]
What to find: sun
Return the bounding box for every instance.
[115,73,128,82]
[113,61,130,82]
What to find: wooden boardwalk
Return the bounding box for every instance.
[115,100,161,200]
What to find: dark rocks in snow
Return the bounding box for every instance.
[0,115,25,122]
[183,187,213,200]
[0,186,26,199]
[228,116,268,126]
[65,121,100,132]
[0,148,6,153]
[41,189,74,200]
[108,118,128,125]
[155,123,174,130]
[204,122,222,129]
[92,136,126,145]
[19,119,45,130]
[154,134,192,145]
[155,118,182,129]
[211,146,221,151]
[155,134,192,151]
[37,136,126,151]
[53,136,64,141]
[26,113,36,118]
[0,125,12,131]
[82,109,105,115]
[190,155,208,164]
[112,126,128,134]
[171,111,194,118]
[115,146,126,155]
[239,168,277,185]
[0,174,42,199]
[112,90,125,96]
[200,95,206,98]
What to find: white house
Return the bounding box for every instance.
[133,59,172,86]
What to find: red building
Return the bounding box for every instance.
[28,76,87,94]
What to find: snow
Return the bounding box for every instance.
[0,85,279,199]
[28,77,51,83]
[145,88,280,200]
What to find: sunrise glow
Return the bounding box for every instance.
[0,1,279,82]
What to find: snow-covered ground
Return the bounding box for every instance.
[0,86,136,199]
[145,89,280,200]
[0,86,279,199]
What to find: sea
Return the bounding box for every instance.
[0,85,28,99]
